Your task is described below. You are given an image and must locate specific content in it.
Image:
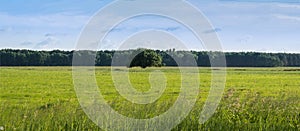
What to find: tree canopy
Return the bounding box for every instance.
[1,49,300,67]
[129,49,162,68]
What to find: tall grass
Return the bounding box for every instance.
[0,67,299,130]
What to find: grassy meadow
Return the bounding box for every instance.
[0,67,299,130]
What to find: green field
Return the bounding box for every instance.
[0,67,299,130]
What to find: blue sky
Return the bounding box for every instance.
[0,0,300,52]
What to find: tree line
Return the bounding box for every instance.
[1,49,300,67]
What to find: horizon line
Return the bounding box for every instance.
[1,48,299,54]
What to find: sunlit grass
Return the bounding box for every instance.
[0,67,299,130]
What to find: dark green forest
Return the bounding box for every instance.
[1,49,300,67]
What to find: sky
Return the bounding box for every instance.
[0,0,300,52]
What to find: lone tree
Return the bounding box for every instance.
[129,49,162,68]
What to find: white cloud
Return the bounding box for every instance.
[2,1,300,52]
[0,26,13,32]
[100,39,118,50]
[203,28,222,34]
[0,12,90,29]
[45,33,68,37]
[238,35,253,45]
[20,41,34,46]
[34,36,60,49]
[18,36,59,49]
[277,3,300,9]
[274,14,300,22]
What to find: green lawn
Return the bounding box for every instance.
[0,67,299,130]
